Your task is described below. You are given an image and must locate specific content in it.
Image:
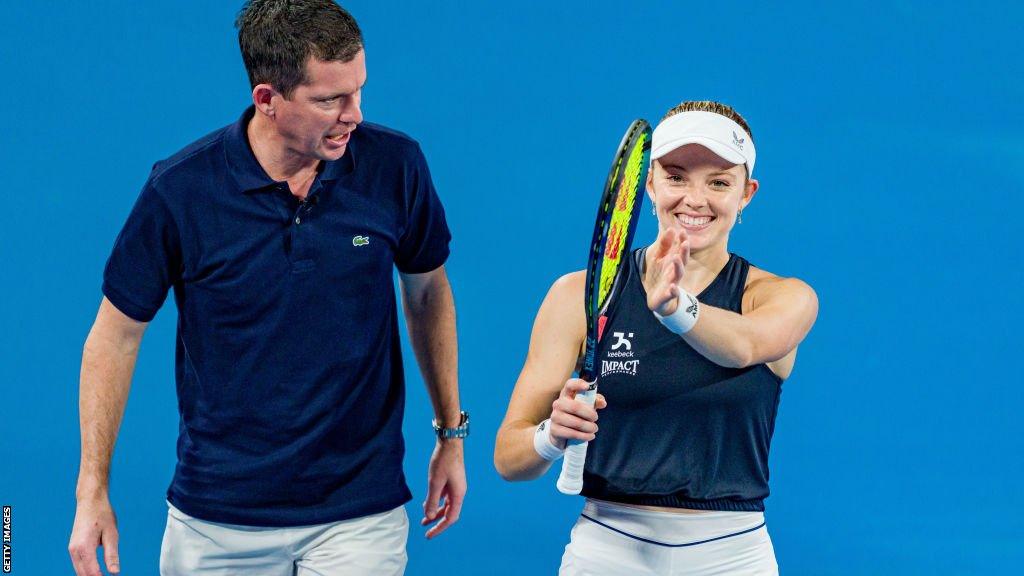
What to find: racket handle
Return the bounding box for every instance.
[556,388,597,495]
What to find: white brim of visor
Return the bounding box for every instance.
[651,111,755,177]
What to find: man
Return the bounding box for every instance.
[67,1,466,574]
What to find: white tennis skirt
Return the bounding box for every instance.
[159,500,408,576]
[560,499,778,575]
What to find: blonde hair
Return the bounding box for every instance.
[661,100,754,143]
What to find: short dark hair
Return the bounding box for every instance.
[235,0,363,99]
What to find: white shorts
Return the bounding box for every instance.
[159,500,408,576]
[560,499,778,576]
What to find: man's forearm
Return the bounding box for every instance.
[76,325,140,499]
[401,272,461,427]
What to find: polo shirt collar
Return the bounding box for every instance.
[319,139,354,182]
[225,106,355,193]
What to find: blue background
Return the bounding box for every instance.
[2,1,1021,574]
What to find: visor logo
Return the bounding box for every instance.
[353,235,370,247]
[732,131,745,150]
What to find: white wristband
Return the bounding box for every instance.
[654,291,700,334]
[534,419,566,461]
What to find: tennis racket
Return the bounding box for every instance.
[556,119,651,495]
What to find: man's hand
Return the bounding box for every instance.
[68,495,120,576]
[647,227,690,316]
[421,440,466,539]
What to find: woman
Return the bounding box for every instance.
[495,101,818,575]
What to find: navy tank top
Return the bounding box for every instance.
[580,248,783,511]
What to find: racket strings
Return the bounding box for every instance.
[597,130,650,310]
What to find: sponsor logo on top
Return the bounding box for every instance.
[602,331,639,377]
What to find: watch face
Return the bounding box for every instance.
[433,411,469,438]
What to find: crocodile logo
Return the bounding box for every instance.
[352,235,370,247]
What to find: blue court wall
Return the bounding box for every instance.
[1,1,1021,574]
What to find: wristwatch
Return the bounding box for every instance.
[432,411,470,439]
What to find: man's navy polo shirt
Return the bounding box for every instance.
[102,106,451,526]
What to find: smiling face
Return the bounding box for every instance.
[268,50,366,162]
[647,143,759,253]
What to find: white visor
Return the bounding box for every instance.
[651,111,756,177]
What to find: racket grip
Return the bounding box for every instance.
[556,388,597,495]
